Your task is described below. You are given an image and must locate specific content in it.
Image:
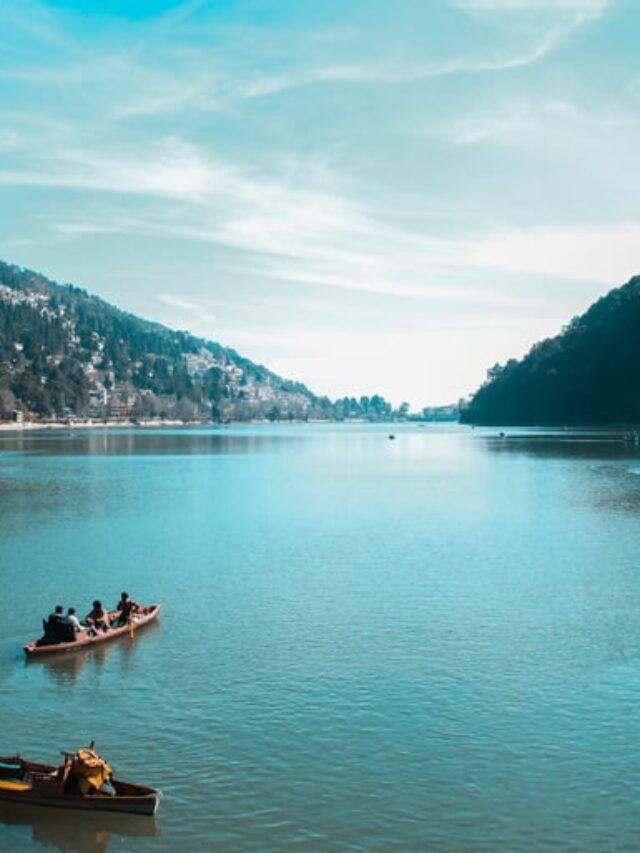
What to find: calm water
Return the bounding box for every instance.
[2,423,640,851]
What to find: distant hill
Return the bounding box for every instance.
[0,261,333,422]
[462,274,640,425]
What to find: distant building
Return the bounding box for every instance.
[89,388,108,405]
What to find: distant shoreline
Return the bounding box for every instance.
[0,416,454,433]
[0,418,199,432]
[0,417,366,432]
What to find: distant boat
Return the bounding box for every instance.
[623,432,640,444]
[0,751,160,815]
[388,434,395,440]
[24,604,161,659]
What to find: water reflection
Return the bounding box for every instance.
[479,430,638,461]
[0,427,315,532]
[27,621,162,686]
[0,427,306,457]
[477,430,640,516]
[29,644,109,686]
[0,802,160,852]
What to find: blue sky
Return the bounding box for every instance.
[1,0,638,407]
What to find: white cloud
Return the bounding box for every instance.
[472,223,640,284]
[0,137,218,198]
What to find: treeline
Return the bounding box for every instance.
[333,394,400,420]
[462,274,640,425]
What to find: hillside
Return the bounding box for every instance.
[0,261,333,422]
[462,274,640,425]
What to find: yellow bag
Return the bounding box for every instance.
[72,748,112,795]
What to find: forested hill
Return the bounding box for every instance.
[462,274,640,426]
[0,261,332,422]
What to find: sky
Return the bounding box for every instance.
[1,0,639,408]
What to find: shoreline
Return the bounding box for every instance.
[0,418,203,432]
[0,416,442,433]
[0,417,350,433]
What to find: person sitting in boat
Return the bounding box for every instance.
[37,604,67,645]
[47,604,65,628]
[85,600,110,633]
[64,606,85,634]
[114,591,140,626]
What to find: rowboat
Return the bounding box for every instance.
[0,754,161,816]
[24,604,162,658]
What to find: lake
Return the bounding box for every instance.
[1,423,640,851]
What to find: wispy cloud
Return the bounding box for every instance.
[0,0,75,54]
[0,129,19,149]
[444,108,533,145]
[472,223,640,284]
[0,0,629,406]
[158,293,212,315]
[11,137,535,308]
[239,0,610,99]
[9,110,626,309]
[55,222,127,236]
[453,0,609,27]
[157,293,217,335]
[0,137,217,198]
[238,41,571,101]
[0,0,610,127]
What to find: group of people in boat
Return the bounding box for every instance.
[41,593,139,644]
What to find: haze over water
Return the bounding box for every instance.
[1,423,640,851]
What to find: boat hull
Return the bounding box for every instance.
[0,757,160,816]
[0,787,160,815]
[24,604,161,658]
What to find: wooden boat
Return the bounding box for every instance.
[0,754,160,815]
[24,604,162,659]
